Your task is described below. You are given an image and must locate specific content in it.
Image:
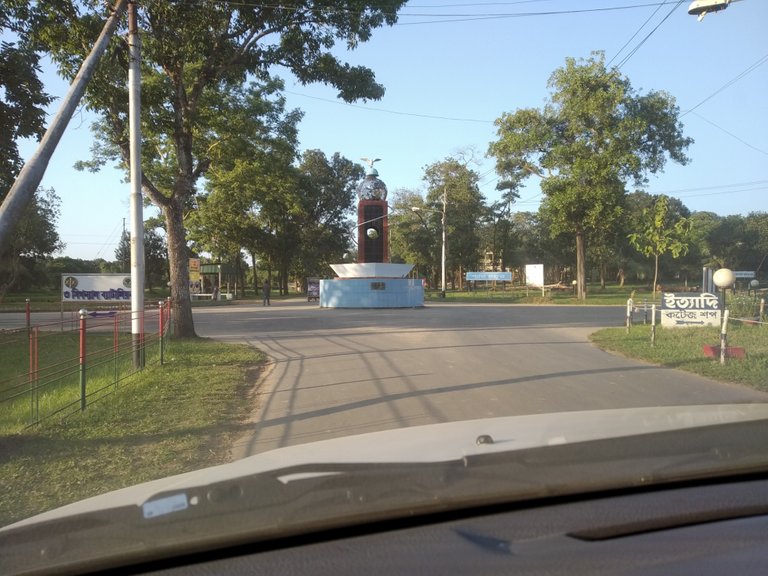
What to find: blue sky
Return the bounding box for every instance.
[16,0,768,260]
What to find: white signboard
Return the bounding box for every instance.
[61,273,131,302]
[660,292,720,327]
[525,264,544,288]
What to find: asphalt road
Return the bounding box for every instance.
[192,300,767,459]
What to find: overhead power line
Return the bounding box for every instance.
[613,0,685,69]
[607,0,669,68]
[395,2,680,25]
[690,112,768,157]
[284,89,493,123]
[682,52,768,117]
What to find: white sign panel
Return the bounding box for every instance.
[525,264,544,288]
[61,273,132,302]
[660,292,720,327]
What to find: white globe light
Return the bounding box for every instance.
[366,228,379,239]
[713,268,735,289]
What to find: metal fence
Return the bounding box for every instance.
[0,301,171,434]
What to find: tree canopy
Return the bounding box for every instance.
[36,0,406,335]
[489,52,692,299]
[0,2,53,195]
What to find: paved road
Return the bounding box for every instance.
[192,300,767,459]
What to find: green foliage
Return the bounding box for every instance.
[422,157,486,287]
[0,2,53,195]
[0,187,63,299]
[489,52,692,299]
[37,1,406,335]
[388,188,434,273]
[628,194,691,295]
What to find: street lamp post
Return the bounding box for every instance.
[713,267,735,326]
[411,187,447,298]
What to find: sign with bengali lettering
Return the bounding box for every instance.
[660,292,721,327]
[466,271,512,281]
[61,274,131,303]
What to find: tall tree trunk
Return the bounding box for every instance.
[576,230,586,300]
[164,199,196,337]
[600,259,606,289]
[251,251,259,295]
[653,253,660,301]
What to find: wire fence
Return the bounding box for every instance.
[0,301,171,434]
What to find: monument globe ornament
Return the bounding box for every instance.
[357,157,388,201]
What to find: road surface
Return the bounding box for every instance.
[192,300,766,459]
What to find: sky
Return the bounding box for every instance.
[14,0,768,261]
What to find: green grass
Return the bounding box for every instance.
[0,327,169,434]
[0,338,264,527]
[590,323,768,390]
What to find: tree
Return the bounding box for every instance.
[40,1,406,336]
[628,195,691,298]
[0,187,63,299]
[423,158,486,290]
[114,229,130,273]
[186,80,301,295]
[291,150,363,285]
[389,188,434,277]
[489,52,692,299]
[0,2,53,195]
[115,223,167,289]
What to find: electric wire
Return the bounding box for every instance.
[613,0,685,69]
[690,112,768,157]
[682,52,768,117]
[607,0,669,68]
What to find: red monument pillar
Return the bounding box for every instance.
[356,159,388,264]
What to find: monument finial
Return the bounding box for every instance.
[361,157,381,169]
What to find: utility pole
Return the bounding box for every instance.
[0,0,129,248]
[128,0,146,368]
[441,186,447,299]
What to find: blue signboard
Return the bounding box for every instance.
[466,271,512,281]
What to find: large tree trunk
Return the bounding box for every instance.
[164,198,196,337]
[576,230,586,300]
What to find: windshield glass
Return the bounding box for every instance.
[1,1,766,573]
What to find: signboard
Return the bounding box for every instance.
[525,264,544,288]
[189,258,202,293]
[734,271,756,279]
[61,273,131,302]
[660,292,720,327]
[466,271,512,282]
[307,278,320,301]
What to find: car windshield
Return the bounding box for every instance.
[1,1,766,574]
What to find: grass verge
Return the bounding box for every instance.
[0,337,264,527]
[590,323,768,390]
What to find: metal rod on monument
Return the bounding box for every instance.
[0,0,129,248]
[128,0,145,368]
